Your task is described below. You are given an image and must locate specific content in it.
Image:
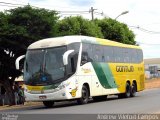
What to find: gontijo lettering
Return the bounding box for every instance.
[116,66,134,72]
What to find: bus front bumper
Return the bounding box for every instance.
[24,88,72,102]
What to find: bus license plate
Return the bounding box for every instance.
[39,95,47,99]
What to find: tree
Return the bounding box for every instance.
[0,5,58,105]
[56,16,103,38]
[95,18,136,45]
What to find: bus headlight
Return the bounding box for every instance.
[58,82,70,90]
[58,84,65,90]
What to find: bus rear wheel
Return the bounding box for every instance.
[130,82,137,97]
[125,82,131,98]
[118,82,131,98]
[77,85,89,104]
[43,101,54,108]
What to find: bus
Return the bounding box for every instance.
[16,35,145,107]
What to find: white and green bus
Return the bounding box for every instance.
[16,35,145,107]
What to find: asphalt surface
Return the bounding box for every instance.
[0,88,160,114]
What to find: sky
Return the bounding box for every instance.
[1,0,160,59]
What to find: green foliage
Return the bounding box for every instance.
[95,18,136,45]
[0,5,59,105]
[56,16,103,38]
[7,5,59,41]
[56,16,135,45]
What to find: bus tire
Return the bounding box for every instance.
[118,82,131,98]
[125,82,131,98]
[43,101,54,108]
[130,82,136,97]
[77,85,89,104]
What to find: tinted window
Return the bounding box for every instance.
[103,46,115,62]
[123,48,130,63]
[67,43,80,73]
[82,43,93,62]
[113,47,124,63]
[82,43,143,63]
[130,49,138,63]
[24,47,66,85]
[92,45,103,62]
[137,49,143,63]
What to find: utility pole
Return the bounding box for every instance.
[89,7,97,20]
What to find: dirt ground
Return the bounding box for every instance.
[145,78,160,89]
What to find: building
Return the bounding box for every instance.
[144,58,160,79]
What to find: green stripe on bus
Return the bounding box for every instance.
[92,62,117,89]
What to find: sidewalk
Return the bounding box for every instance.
[0,102,42,111]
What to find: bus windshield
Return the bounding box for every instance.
[24,46,66,86]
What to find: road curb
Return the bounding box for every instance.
[0,102,42,111]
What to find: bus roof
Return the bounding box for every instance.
[28,35,141,49]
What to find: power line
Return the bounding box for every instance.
[61,13,87,17]
[60,12,89,15]
[57,11,89,13]
[0,4,19,7]
[0,1,25,6]
[137,42,160,45]
[0,1,41,9]
[0,1,106,20]
[94,11,104,16]
[26,1,83,10]
[129,25,160,34]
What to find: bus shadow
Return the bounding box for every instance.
[29,95,140,110]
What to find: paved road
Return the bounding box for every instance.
[1,88,160,114]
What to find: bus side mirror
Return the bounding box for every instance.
[15,55,25,70]
[63,50,74,65]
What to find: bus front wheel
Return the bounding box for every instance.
[43,101,54,108]
[77,85,89,104]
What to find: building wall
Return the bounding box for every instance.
[145,64,160,79]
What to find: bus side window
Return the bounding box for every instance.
[71,57,75,73]
[124,48,130,63]
[81,43,93,65]
[114,47,123,63]
[81,52,89,65]
[93,45,103,62]
[103,46,114,62]
[67,43,80,74]
[69,53,78,73]
[137,49,143,63]
[102,56,105,62]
